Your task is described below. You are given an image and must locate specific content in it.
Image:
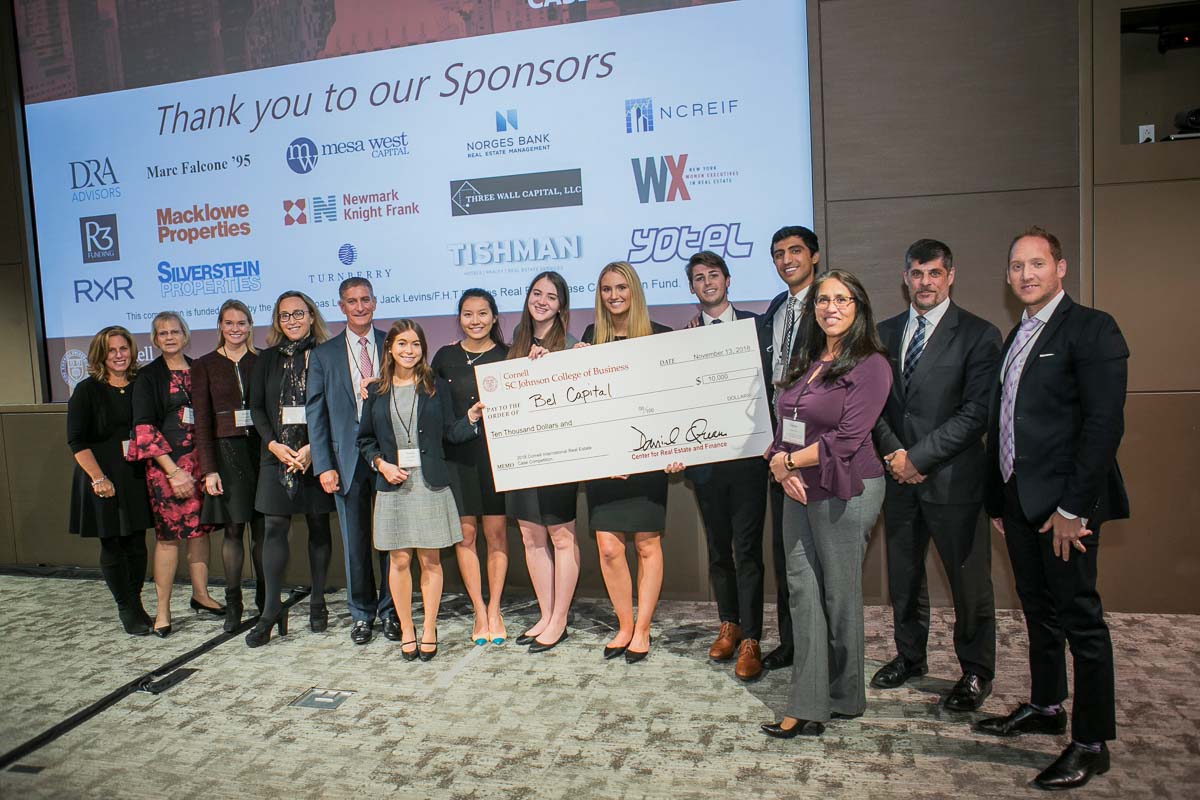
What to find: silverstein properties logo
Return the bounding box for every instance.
[450,169,583,217]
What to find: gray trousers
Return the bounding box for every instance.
[782,477,885,721]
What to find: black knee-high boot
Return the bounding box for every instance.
[246,515,291,647]
[101,537,148,636]
[121,533,151,627]
[222,523,246,632]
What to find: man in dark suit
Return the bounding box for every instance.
[307,277,395,645]
[871,239,1001,712]
[682,250,768,680]
[974,226,1129,791]
[755,225,819,670]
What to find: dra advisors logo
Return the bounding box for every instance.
[69,157,121,202]
[79,214,120,263]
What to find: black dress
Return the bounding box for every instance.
[503,334,580,526]
[581,322,673,533]
[431,342,509,516]
[67,377,153,538]
[248,345,336,516]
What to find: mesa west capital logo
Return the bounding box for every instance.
[79,214,120,263]
[450,169,582,217]
[286,133,411,174]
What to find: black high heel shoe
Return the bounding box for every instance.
[760,719,825,738]
[152,622,173,638]
[400,640,419,661]
[515,628,538,646]
[625,635,652,664]
[418,637,439,662]
[309,603,328,633]
[245,608,288,648]
[529,630,568,653]
[223,590,244,634]
[191,597,227,618]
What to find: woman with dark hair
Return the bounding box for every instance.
[358,320,482,662]
[129,311,223,637]
[581,261,676,663]
[193,299,266,632]
[431,289,510,645]
[244,291,336,646]
[760,269,890,739]
[505,271,582,653]
[67,325,154,635]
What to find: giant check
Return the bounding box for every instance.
[475,319,772,492]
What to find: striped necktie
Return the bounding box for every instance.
[902,316,926,391]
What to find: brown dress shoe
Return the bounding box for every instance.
[734,639,764,681]
[708,622,743,661]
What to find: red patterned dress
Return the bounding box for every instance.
[128,368,215,541]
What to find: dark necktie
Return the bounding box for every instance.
[780,297,797,372]
[710,318,722,324]
[902,316,927,390]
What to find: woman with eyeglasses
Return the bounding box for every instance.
[759,270,890,738]
[505,271,581,653]
[128,311,222,637]
[358,320,483,662]
[580,261,678,664]
[67,325,154,635]
[244,292,336,646]
[431,289,510,645]
[192,299,266,632]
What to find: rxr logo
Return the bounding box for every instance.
[74,276,134,303]
[79,214,120,263]
[631,155,689,203]
[627,223,753,264]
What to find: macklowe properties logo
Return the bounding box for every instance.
[450,169,583,217]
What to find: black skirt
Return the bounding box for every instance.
[200,436,261,525]
[585,472,668,533]
[506,482,579,526]
[447,454,506,517]
[254,465,336,516]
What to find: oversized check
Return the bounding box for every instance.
[474,318,772,492]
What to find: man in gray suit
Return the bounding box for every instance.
[307,277,395,644]
[871,239,1001,711]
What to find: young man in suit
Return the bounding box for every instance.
[871,239,1001,711]
[756,225,819,670]
[683,251,767,680]
[306,277,396,645]
[974,227,1129,791]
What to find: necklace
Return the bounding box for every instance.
[461,341,495,366]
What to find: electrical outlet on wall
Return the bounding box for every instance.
[1138,124,1156,143]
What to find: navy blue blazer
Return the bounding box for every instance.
[306,328,386,494]
[356,378,478,491]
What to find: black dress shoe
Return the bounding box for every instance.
[603,644,628,660]
[418,639,439,662]
[383,616,401,642]
[973,703,1067,738]
[190,597,227,618]
[760,719,825,738]
[625,636,651,664]
[762,645,793,671]
[943,672,992,712]
[350,620,373,645]
[1033,743,1110,791]
[870,655,928,689]
[529,631,568,653]
[118,608,151,636]
[400,640,419,662]
[152,623,173,638]
[309,604,328,633]
[515,629,537,646]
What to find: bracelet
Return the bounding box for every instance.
[166,468,184,479]
[784,452,796,471]
[91,476,109,486]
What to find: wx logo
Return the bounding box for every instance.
[283,197,336,225]
[631,155,689,203]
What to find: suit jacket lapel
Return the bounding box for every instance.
[1019,294,1073,384]
[330,331,356,406]
[881,314,905,407]
[905,303,960,400]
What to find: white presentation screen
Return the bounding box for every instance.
[15,0,812,401]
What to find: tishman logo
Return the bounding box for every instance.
[449,235,583,267]
[79,214,120,263]
[450,169,583,217]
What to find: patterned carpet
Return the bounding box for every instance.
[0,575,1197,799]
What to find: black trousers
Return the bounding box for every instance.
[768,479,792,649]
[883,483,996,678]
[694,458,767,640]
[1002,478,1115,742]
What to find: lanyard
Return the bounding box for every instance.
[391,385,418,444]
[231,356,247,407]
[1001,323,1041,385]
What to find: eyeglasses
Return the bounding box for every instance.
[815,295,855,309]
[278,309,308,322]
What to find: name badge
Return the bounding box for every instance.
[282,406,307,425]
[233,409,253,428]
[122,440,130,458]
[181,406,195,425]
[397,448,421,468]
[782,419,806,446]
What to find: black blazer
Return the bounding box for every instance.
[131,354,194,430]
[757,290,790,415]
[248,345,312,467]
[872,302,1001,504]
[686,306,761,485]
[356,378,478,491]
[983,294,1130,526]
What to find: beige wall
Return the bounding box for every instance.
[0,2,1193,613]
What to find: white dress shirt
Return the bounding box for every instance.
[345,329,379,420]
[771,285,811,383]
[900,296,951,372]
[702,304,737,325]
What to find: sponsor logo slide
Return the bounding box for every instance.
[156,258,262,297]
[69,157,121,202]
[305,243,394,288]
[156,202,252,244]
[627,222,753,264]
[623,96,739,133]
[286,133,411,174]
[450,169,583,216]
[466,108,552,159]
[449,235,583,268]
[74,275,134,303]
[79,214,120,263]
[283,191,417,226]
[631,154,739,203]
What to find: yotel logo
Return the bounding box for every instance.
[79,214,120,263]
[74,275,133,303]
[627,223,753,264]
